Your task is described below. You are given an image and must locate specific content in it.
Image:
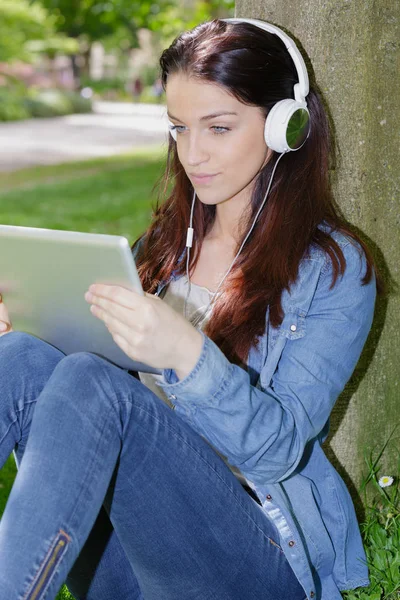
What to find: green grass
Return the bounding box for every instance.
[0,146,164,600]
[342,431,400,600]
[0,144,166,236]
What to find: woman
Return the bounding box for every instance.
[0,17,380,600]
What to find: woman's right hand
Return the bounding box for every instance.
[0,293,13,336]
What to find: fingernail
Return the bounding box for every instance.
[0,321,6,331]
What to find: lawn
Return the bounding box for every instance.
[0,144,166,236]
[0,145,164,600]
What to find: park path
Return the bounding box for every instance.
[0,102,168,173]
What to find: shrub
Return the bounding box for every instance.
[62,90,92,114]
[24,88,92,118]
[27,89,73,117]
[0,86,30,121]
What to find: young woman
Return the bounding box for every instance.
[0,17,380,600]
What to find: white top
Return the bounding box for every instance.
[138,275,249,487]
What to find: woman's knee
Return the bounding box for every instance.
[51,352,114,384]
[0,332,64,394]
[0,331,40,355]
[0,331,64,366]
[44,353,153,435]
[45,352,123,414]
[0,333,65,465]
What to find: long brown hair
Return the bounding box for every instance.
[133,19,381,366]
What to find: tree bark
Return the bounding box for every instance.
[235,0,400,510]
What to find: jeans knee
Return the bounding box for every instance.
[0,333,65,457]
[54,352,111,378]
[0,331,37,354]
[37,353,128,442]
[48,353,118,410]
[0,332,64,382]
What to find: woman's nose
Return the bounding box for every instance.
[186,133,210,166]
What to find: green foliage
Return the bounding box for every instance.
[34,0,176,45]
[62,89,92,113]
[0,85,92,121]
[28,88,73,115]
[25,88,92,117]
[0,86,31,121]
[141,0,234,48]
[0,0,81,65]
[79,75,164,103]
[0,0,56,62]
[342,427,400,600]
[25,36,80,57]
[56,586,74,599]
[80,75,127,95]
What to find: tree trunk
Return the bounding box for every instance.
[235,0,400,510]
[70,54,81,89]
[81,44,92,81]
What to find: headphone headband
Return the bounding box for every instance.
[167,17,311,153]
[222,18,309,103]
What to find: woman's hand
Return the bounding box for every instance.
[84,284,204,377]
[0,293,13,337]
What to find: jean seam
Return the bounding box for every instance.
[65,402,120,536]
[0,400,37,448]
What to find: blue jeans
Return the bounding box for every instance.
[0,332,306,600]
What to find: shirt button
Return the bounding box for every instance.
[266,494,272,501]
[170,394,176,400]
[290,324,297,332]
[310,592,315,598]
[288,540,295,547]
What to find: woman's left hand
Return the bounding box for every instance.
[84,284,203,376]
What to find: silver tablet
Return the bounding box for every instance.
[0,224,162,375]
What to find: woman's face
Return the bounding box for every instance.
[166,73,271,214]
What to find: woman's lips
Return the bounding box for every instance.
[191,174,218,185]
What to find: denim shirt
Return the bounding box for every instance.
[132,228,376,600]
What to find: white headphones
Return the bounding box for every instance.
[165,18,311,326]
[167,17,310,154]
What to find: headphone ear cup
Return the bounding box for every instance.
[264,99,310,153]
[167,120,177,142]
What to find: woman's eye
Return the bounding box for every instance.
[169,125,230,135]
[211,126,230,135]
[169,125,186,134]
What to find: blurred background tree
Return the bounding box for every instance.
[0,0,235,120]
[31,0,235,87]
[0,0,82,120]
[0,0,58,63]
[31,0,177,84]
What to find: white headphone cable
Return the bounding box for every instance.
[183,151,286,328]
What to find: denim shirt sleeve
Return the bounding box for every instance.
[157,241,377,485]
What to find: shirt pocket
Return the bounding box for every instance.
[277,309,306,340]
[259,309,306,390]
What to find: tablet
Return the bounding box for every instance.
[0,224,162,375]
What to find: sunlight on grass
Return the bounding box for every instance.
[0,144,166,241]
